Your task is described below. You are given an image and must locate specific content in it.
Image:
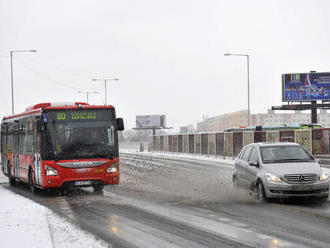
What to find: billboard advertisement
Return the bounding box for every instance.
[136,115,166,128]
[282,72,330,101]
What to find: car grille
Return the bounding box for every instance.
[284,174,317,184]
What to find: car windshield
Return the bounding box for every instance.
[260,145,314,163]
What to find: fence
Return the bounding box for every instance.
[150,129,330,157]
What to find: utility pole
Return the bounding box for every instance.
[10,49,37,114]
[91,78,119,105]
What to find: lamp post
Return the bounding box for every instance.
[224,53,250,126]
[77,91,99,103]
[10,49,37,114]
[91,78,119,105]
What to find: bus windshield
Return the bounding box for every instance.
[42,109,118,160]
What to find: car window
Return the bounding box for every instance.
[260,145,314,163]
[238,148,246,159]
[242,145,252,161]
[249,147,259,162]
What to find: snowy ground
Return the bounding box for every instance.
[1,150,329,248]
[120,148,236,166]
[0,172,110,248]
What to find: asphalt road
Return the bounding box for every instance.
[4,152,330,248]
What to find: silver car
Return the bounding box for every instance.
[233,142,329,201]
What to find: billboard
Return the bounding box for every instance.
[136,115,166,128]
[282,72,330,101]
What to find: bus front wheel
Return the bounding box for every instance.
[93,185,104,193]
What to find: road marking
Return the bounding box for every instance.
[232,222,247,227]
[218,217,231,222]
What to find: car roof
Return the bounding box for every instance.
[252,142,300,147]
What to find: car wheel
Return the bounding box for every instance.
[8,163,15,186]
[256,182,267,202]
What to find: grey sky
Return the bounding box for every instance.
[1,0,330,129]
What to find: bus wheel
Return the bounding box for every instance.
[8,163,15,186]
[29,169,37,194]
[93,185,104,193]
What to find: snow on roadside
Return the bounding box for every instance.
[120,149,236,166]
[0,171,110,248]
[47,213,110,248]
[0,170,7,183]
[0,186,52,248]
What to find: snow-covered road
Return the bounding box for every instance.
[1,151,330,248]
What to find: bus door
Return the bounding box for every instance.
[13,124,20,177]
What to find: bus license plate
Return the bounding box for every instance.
[74,181,92,186]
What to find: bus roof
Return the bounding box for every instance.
[2,102,115,122]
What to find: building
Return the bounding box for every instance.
[180,125,194,134]
[196,109,330,133]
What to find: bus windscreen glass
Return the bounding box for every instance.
[42,109,118,160]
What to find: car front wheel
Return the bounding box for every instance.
[256,182,267,202]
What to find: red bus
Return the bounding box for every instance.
[0,102,124,193]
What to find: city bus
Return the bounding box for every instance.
[0,102,124,193]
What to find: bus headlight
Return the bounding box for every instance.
[45,165,58,176]
[107,162,118,173]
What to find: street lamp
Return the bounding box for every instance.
[224,53,250,126]
[77,91,99,104]
[10,49,37,114]
[91,78,119,105]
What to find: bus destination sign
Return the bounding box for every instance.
[56,112,96,120]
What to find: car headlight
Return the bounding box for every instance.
[45,165,58,176]
[319,172,329,181]
[107,162,118,173]
[265,173,282,183]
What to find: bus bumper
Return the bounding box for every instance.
[41,171,120,189]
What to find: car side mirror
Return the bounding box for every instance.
[116,118,124,131]
[248,161,258,167]
[315,158,321,164]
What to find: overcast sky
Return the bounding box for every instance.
[1,0,330,129]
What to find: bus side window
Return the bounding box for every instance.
[107,126,115,146]
[35,133,40,153]
[7,127,13,153]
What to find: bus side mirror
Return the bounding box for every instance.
[116,118,124,131]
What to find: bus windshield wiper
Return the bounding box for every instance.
[54,152,65,162]
[90,152,113,160]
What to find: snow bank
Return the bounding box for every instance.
[0,171,110,248]
[120,150,236,166]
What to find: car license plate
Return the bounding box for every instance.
[74,181,92,186]
[292,185,313,190]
